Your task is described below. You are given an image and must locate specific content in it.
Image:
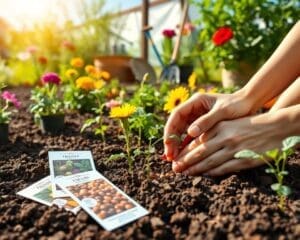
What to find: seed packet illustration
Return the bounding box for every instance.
[57,171,148,231]
[17,176,80,214]
[49,151,96,198]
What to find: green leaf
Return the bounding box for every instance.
[265,168,276,174]
[279,170,289,176]
[234,150,260,159]
[271,183,281,191]
[107,153,126,162]
[280,185,292,197]
[265,149,279,160]
[282,136,300,151]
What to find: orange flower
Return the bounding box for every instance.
[76,76,95,91]
[85,65,96,75]
[101,71,111,80]
[70,57,84,68]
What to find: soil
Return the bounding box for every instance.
[1,87,300,240]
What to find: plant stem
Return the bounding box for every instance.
[120,119,133,173]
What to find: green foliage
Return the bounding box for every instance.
[80,89,108,141]
[192,0,300,70]
[235,136,300,211]
[129,107,164,147]
[63,85,98,113]
[130,75,163,113]
[29,84,64,121]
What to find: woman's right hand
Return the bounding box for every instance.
[163,90,254,161]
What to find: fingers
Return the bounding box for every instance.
[180,148,232,176]
[205,158,264,177]
[187,106,225,138]
[164,93,209,160]
[172,136,222,173]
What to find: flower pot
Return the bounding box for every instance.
[221,62,257,88]
[94,56,137,84]
[179,64,194,83]
[0,123,9,144]
[40,114,64,134]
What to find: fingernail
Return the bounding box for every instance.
[172,161,181,172]
[189,125,201,136]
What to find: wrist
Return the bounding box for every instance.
[232,88,256,114]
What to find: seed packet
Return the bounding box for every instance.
[57,171,149,231]
[17,176,80,214]
[49,151,96,198]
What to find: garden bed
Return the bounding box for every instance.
[0,87,300,240]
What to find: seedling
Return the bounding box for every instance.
[162,134,194,161]
[81,89,108,141]
[235,136,300,211]
[109,104,137,173]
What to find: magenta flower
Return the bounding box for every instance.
[162,29,176,38]
[1,91,21,108]
[105,99,121,109]
[41,72,61,85]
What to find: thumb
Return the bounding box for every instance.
[187,107,224,137]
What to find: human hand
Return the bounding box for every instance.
[163,90,253,161]
[172,111,287,176]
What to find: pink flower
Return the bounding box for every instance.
[62,40,76,51]
[1,91,21,108]
[105,99,121,109]
[26,45,38,54]
[41,72,61,85]
[162,29,176,38]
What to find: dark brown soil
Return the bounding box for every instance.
[1,87,300,240]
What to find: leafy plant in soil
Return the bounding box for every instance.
[81,88,108,141]
[29,72,64,121]
[109,103,137,173]
[235,136,300,211]
[130,73,162,113]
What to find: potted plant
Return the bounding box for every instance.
[30,72,65,134]
[193,0,299,87]
[0,87,21,144]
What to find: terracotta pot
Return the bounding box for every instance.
[94,56,137,84]
[221,62,257,88]
[179,64,194,83]
[0,123,9,144]
[40,114,64,134]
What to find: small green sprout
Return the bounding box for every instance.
[235,136,300,211]
[81,89,108,141]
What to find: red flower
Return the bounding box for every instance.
[212,27,234,46]
[38,56,48,65]
[162,29,176,38]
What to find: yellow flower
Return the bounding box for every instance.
[110,103,136,119]
[188,72,197,91]
[65,69,79,79]
[70,57,84,68]
[95,79,105,89]
[208,87,218,93]
[85,65,96,75]
[164,86,189,113]
[101,71,111,80]
[198,88,206,93]
[76,76,95,91]
[91,69,102,79]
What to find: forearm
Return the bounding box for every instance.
[261,104,300,137]
[271,77,300,111]
[239,21,300,113]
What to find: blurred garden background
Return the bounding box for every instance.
[0,0,299,87]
